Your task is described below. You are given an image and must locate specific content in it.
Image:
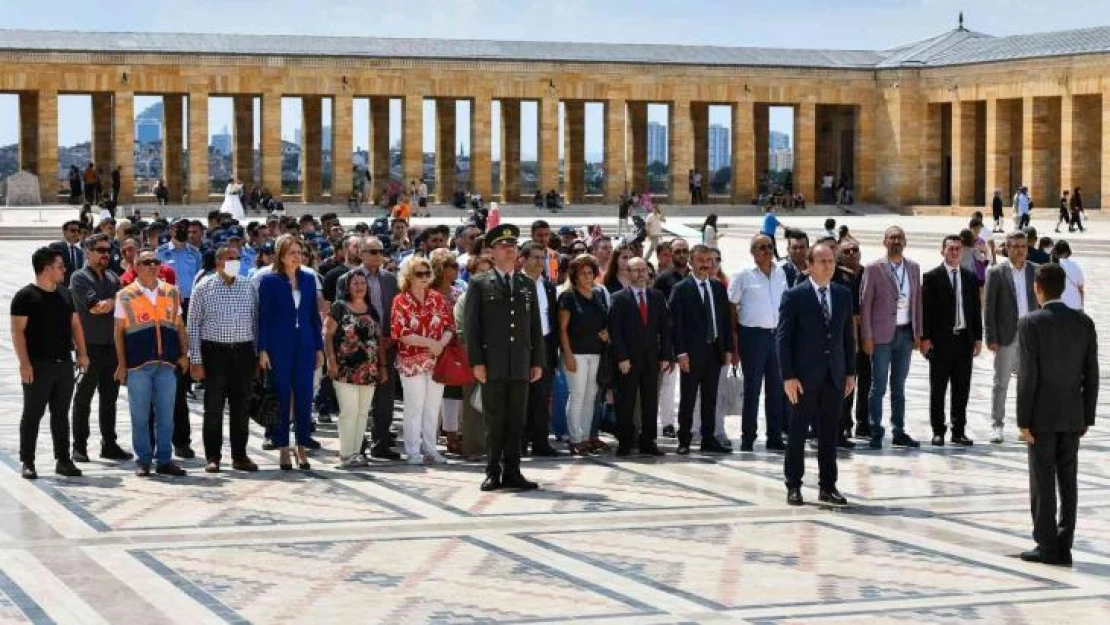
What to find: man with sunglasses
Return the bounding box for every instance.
[70,234,134,463]
[49,220,86,285]
[833,238,864,448]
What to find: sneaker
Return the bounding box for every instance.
[55,459,83,477]
[990,426,1004,444]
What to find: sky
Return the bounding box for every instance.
[0,0,1103,160]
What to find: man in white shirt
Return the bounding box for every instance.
[728,234,789,452]
[521,241,559,456]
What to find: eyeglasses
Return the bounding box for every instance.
[361,249,382,255]
[139,259,161,267]
[92,247,111,254]
[414,270,432,278]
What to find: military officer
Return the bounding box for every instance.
[464,224,545,492]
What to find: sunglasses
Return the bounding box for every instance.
[843,248,860,254]
[92,247,111,254]
[361,249,382,255]
[414,270,432,279]
[139,259,161,267]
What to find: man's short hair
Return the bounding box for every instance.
[519,240,545,258]
[62,219,82,232]
[207,210,221,221]
[84,233,111,249]
[1006,230,1028,243]
[320,212,337,223]
[530,219,550,234]
[784,228,809,244]
[824,218,836,230]
[32,247,61,274]
[806,240,837,264]
[215,244,236,260]
[969,217,984,229]
[1034,263,1066,300]
[942,234,962,249]
[656,239,673,253]
[691,244,713,257]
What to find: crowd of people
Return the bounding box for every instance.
[10,201,1097,531]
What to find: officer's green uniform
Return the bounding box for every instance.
[464,225,545,485]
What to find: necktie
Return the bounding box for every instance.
[701,281,715,342]
[638,290,648,326]
[501,273,511,294]
[71,245,78,269]
[951,269,962,331]
[818,286,830,327]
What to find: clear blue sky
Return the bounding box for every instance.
[0,0,1099,160]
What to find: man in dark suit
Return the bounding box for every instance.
[520,241,560,456]
[777,241,855,507]
[610,257,673,456]
[465,224,545,492]
[50,220,86,285]
[921,235,982,446]
[669,244,734,455]
[1017,263,1098,566]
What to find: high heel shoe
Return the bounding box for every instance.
[279,448,293,471]
[296,445,311,471]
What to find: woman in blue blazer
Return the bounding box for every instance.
[258,234,324,470]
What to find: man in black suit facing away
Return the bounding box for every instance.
[921,235,982,447]
[777,241,856,507]
[1017,263,1098,566]
[610,257,673,456]
[669,245,734,455]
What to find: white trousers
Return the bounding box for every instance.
[400,372,445,458]
[658,367,678,427]
[441,398,461,432]
[565,354,601,443]
[333,381,375,458]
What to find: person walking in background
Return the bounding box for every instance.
[644,204,665,261]
[1055,190,1071,233]
[13,247,88,479]
[701,213,719,249]
[1069,187,1086,233]
[1050,240,1084,311]
[992,189,1005,233]
[1017,263,1098,566]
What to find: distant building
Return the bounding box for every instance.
[135,117,162,144]
[770,148,793,172]
[211,125,232,155]
[647,121,667,165]
[708,124,730,172]
[769,130,790,151]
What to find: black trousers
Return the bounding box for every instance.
[365,348,397,452]
[201,341,256,462]
[20,360,75,465]
[1028,431,1081,558]
[72,344,120,451]
[482,379,529,476]
[616,359,660,450]
[846,347,871,434]
[525,367,553,449]
[785,374,841,490]
[677,350,722,446]
[928,338,974,437]
[1070,211,1086,231]
[171,299,192,448]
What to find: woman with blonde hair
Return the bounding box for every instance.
[429,248,465,455]
[391,256,456,464]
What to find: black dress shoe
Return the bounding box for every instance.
[787,487,803,506]
[303,438,322,450]
[1019,547,1067,565]
[818,488,848,506]
[639,444,665,457]
[56,459,83,477]
[100,444,134,461]
[700,440,733,454]
[531,445,560,457]
[155,462,187,476]
[854,426,871,440]
[739,439,755,452]
[480,475,501,492]
[662,425,676,438]
[72,449,90,463]
[951,434,974,446]
[615,447,633,457]
[370,447,402,460]
[836,436,856,449]
[502,472,539,490]
[869,436,883,449]
[174,445,196,459]
[892,433,920,448]
[232,458,259,472]
[766,438,786,451]
[135,463,151,477]
[1060,550,1073,566]
[21,463,37,480]
[931,435,945,447]
[676,445,690,455]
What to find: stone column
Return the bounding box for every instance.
[669,100,692,203]
[435,99,457,201]
[731,101,755,203]
[91,93,113,174]
[233,95,254,186]
[985,99,1011,205]
[1060,94,1077,199]
[470,93,492,199]
[1103,94,1110,208]
[1023,96,1062,208]
[794,101,816,202]
[854,103,876,203]
[18,92,40,176]
[604,99,627,203]
[112,90,134,204]
[627,101,647,192]
[332,94,353,204]
[951,101,978,206]
[499,99,521,201]
[32,90,58,201]
[1022,96,1040,207]
[162,95,184,203]
[261,91,282,198]
[402,95,424,192]
[188,91,210,203]
[754,103,769,183]
[691,102,709,195]
[539,95,559,196]
[563,100,585,202]
[369,96,391,199]
[301,95,323,203]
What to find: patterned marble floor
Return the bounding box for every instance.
[0,219,1108,624]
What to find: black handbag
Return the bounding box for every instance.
[247,371,280,428]
[596,347,615,390]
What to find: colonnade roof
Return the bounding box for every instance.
[1,25,1109,69]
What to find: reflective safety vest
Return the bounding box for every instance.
[117,281,182,369]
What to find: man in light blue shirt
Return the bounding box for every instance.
[760,205,784,260]
[157,221,203,309]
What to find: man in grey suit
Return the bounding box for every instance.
[983,231,1039,444]
[338,235,401,459]
[859,226,924,449]
[1017,263,1098,566]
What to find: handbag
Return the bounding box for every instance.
[433,339,474,386]
[596,347,615,390]
[247,371,280,428]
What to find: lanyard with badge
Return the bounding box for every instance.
[891,262,909,315]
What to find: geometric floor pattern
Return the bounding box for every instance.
[0,219,1108,623]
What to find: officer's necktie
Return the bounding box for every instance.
[701,281,715,342]
[819,286,830,328]
[638,290,648,326]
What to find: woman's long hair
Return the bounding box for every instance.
[1050,239,1072,263]
[701,213,718,232]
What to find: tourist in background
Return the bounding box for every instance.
[1069,187,1086,232]
[643,204,664,261]
[1050,240,1084,311]
[701,213,719,249]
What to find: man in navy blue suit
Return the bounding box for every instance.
[776,241,856,507]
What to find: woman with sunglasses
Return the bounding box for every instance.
[429,249,465,455]
[257,234,324,471]
[391,256,456,464]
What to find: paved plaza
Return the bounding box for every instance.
[0,213,1108,623]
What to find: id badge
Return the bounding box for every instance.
[897,293,909,313]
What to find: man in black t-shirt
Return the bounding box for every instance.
[11,247,89,480]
